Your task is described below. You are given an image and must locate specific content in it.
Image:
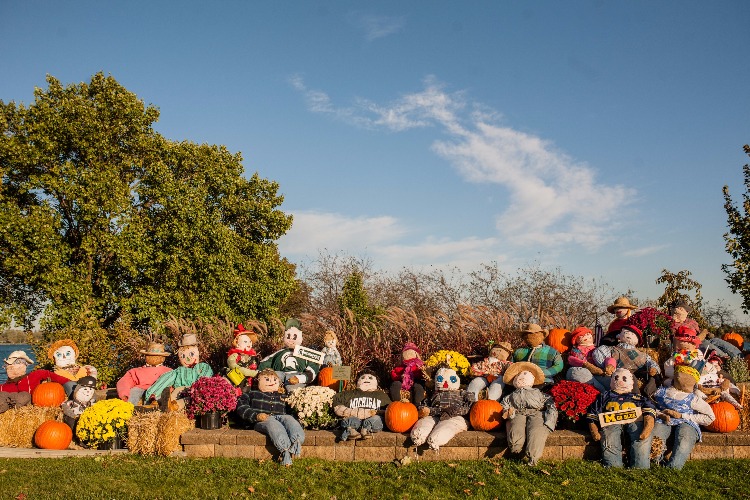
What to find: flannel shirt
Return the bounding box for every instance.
[512,344,564,383]
[423,389,475,419]
[236,389,290,424]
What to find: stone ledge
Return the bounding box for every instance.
[180,428,750,460]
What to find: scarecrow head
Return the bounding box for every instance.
[571,326,594,347]
[519,323,545,348]
[256,368,281,393]
[283,327,303,349]
[607,297,637,320]
[610,368,634,394]
[503,361,545,389]
[673,364,700,393]
[616,325,642,347]
[3,350,33,379]
[140,342,170,367]
[48,339,80,369]
[672,326,700,352]
[233,324,258,351]
[177,334,200,368]
[72,376,97,404]
[324,331,338,350]
[670,300,692,324]
[355,369,380,392]
[434,365,460,392]
[401,342,421,362]
[489,342,512,362]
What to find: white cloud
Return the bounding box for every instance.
[290,76,634,249]
[622,244,669,258]
[348,13,405,41]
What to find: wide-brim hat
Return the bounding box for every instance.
[178,333,199,347]
[519,323,545,335]
[570,326,593,345]
[607,297,637,314]
[491,341,513,356]
[503,361,545,385]
[139,342,170,357]
[3,350,33,365]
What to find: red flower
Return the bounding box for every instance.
[185,375,238,419]
[550,381,599,422]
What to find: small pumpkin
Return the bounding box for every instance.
[32,381,67,407]
[384,401,419,433]
[546,328,572,355]
[317,366,340,391]
[469,399,504,431]
[706,401,740,433]
[34,420,73,450]
[722,332,745,350]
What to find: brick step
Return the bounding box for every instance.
[181,428,750,461]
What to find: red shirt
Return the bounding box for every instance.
[0,369,70,393]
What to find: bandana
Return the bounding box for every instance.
[674,364,701,383]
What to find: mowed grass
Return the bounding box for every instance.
[0,456,748,500]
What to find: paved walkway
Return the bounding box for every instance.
[0,446,129,458]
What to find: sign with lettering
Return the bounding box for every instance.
[598,406,642,427]
[331,365,352,381]
[292,345,326,364]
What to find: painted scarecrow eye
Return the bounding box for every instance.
[436,375,444,383]
[450,376,458,383]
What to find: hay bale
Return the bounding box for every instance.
[155,410,194,456]
[0,406,62,448]
[126,410,162,455]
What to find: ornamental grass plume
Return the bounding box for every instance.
[285,385,337,429]
[184,375,237,419]
[549,380,599,422]
[76,399,134,448]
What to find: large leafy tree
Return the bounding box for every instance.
[723,144,750,314]
[0,73,296,331]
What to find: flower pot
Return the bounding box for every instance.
[97,435,125,450]
[199,412,221,430]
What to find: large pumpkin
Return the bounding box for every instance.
[32,381,67,407]
[546,328,572,355]
[384,401,419,433]
[317,366,340,391]
[469,399,504,431]
[706,401,740,433]
[34,420,72,450]
[722,332,745,350]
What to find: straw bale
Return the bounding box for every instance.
[126,410,162,455]
[155,410,194,456]
[0,406,62,448]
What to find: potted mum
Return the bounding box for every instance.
[285,385,337,429]
[76,399,135,449]
[549,380,599,429]
[185,375,237,429]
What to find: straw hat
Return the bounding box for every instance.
[178,334,199,347]
[139,342,170,357]
[519,323,545,335]
[3,350,33,365]
[503,361,545,385]
[607,297,637,314]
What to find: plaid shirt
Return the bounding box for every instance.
[512,344,564,383]
[236,389,290,424]
[423,389,475,419]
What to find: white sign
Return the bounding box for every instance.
[293,345,325,364]
[598,407,642,427]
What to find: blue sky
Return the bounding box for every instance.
[2,1,750,316]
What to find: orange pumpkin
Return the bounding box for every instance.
[384,401,419,433]
[706,401,740,433]
[32,381,67,407]
[722,332,745,350]
[317,366,340,391]
[469,399,504,431]
[34,420,72,450]
[546,328,572,355]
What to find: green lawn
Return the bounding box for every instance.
[1,456,748,500]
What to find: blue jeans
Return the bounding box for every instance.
[128,388,146,405]
[651,421,698,470]
[340,415,383,439]
[254,414,305,466]
[600,421,652,468]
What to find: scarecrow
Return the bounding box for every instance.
[236,368,305,466]
[511,323,563,388]
[47,339,98,394]
[699,353,742,409]
[591,325,661,396]
[650,363,715,469]
[333,369,391,441]
[321,330,343,367]
[466,341,513,401]
[565,326,607,392]
[225,323,259,389]
[0,350,69,413]
[258,319,319,392]
[500,362,558,466]
[389,342,428,405]
[116,342,173,404]
[669,299,700,336]
[411,363,475,452]
[662,325,704,388]
[587,368,656,468]
[599,297,638,345]
[144,333,213,411]
[61,376,98,433]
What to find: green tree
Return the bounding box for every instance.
[0,73,296,332]
[338,271,383,324]
[723,145,750,314]
[655,268,705,327]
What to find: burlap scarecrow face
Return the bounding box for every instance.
[522,331,545,348]
[257,370,281,393]
[178,345,200,368]
[512,370,535,389]
[610,368,634,394]
[434,366,460,391]
[283,327,302,349]
[356,373,379,391]
[673,367,699,393]
[614,308,630,319]
[489,344,512,362]
[53,344,77,369]
[576,332,594,346]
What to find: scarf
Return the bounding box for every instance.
[400,357,423,391]
[227,348,257,357]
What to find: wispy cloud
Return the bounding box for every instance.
[348,13,405,41]
[290,76,634,249]
[622,244,669,258]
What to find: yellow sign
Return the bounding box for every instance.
[598,406,642,427]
